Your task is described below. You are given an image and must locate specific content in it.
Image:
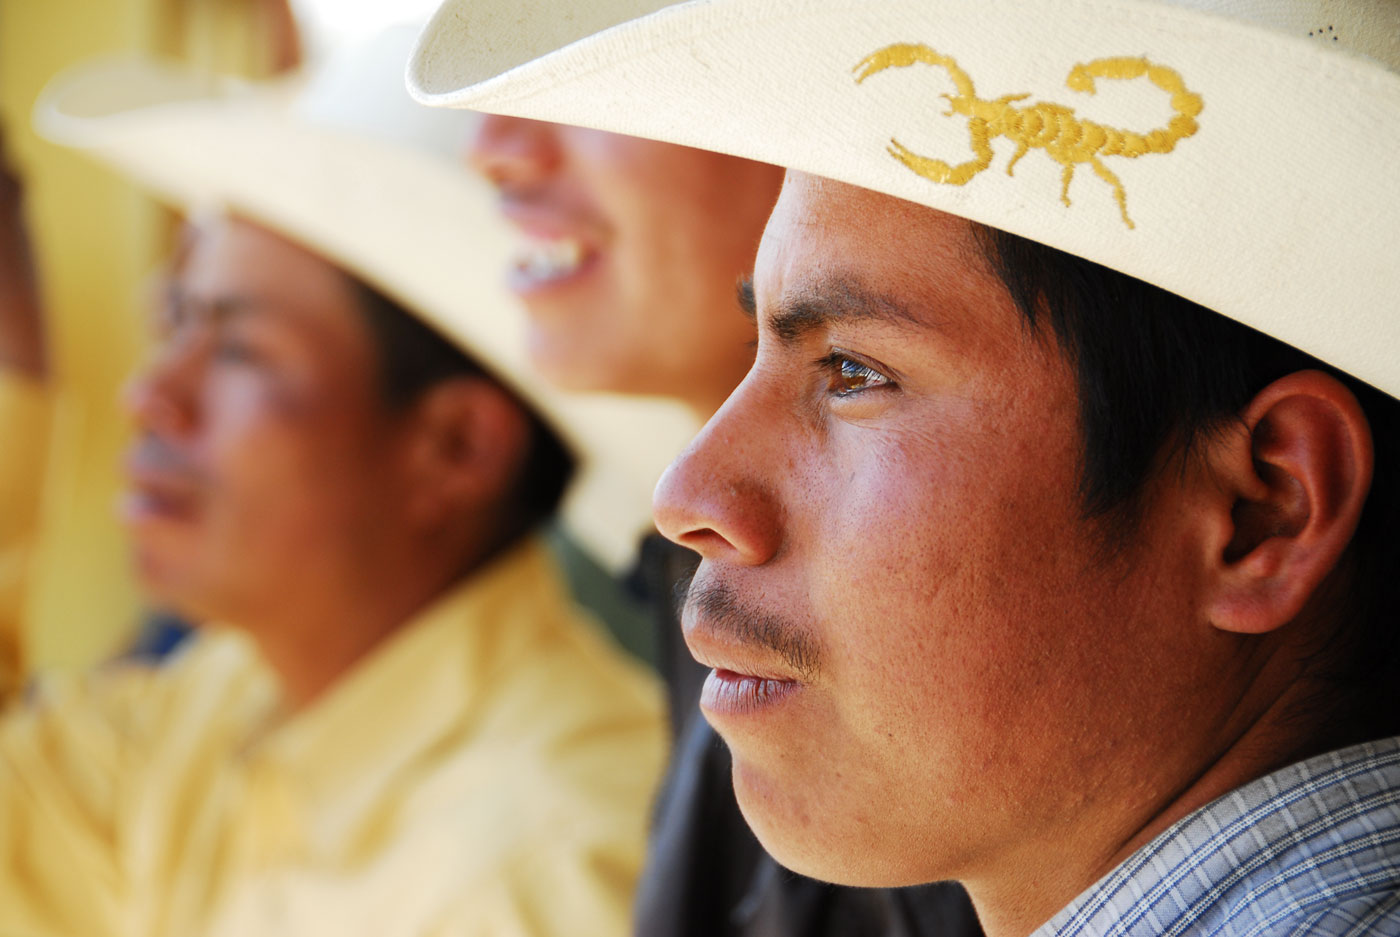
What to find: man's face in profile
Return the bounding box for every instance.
[654,173,1237,892]
[122,217,412,627]
[470,117,783,411]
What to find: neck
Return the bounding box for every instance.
[965,665,1353,937]
[218,541,485,711]
[247,593,416,710]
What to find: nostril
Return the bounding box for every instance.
[676,528,730,553]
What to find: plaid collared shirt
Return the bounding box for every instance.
[1035,736,1400,936]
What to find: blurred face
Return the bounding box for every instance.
[123,217,410,626]
[470,117,784,413]
[653,174,1230,889]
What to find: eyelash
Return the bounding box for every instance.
[818,351,893,397]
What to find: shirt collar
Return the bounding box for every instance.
[1036,735,1400,937]
[248,535,569,851]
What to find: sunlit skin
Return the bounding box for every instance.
[652,172,1373,937]
[123,217,530,707]
[470,117,784,418]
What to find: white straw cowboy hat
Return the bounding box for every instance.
[408,0,1400,400]
[35,24,698,572]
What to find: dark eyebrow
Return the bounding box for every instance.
[765,277,923,344]
[163,284,265,330]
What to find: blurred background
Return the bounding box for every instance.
[0,0,441,676]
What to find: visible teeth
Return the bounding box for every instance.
[514,237,585,284]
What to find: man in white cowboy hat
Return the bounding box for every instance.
[468,116,981,936]
[409,0,1400,934]
[0,25,691,937]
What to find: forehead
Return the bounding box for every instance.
[169,216,382,386]
[178,215,359,315]
[754,172,1005,337]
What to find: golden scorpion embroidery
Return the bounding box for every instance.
[853,45,1203,228]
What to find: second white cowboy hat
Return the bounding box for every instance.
[408,0,1400,400]
[36,24,698,571]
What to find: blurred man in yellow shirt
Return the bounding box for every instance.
[0,27,672,937]
[0,127,49,699]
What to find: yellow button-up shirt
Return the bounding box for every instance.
[0,538,666,937]
[0,372,49,699]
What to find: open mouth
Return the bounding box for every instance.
[121,450,202,525]
[509,235,594,289]
[120,483,198,525]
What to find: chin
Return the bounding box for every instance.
[131,556,213,624]
[526,338,641,396]
[526,334,599,391]
[132,549,181,600]
[529,356,602,393]
[730,754,951,888]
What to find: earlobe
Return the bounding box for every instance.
[1204,371,1373,635]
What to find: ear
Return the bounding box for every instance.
[399,377,531,527]
[1201,370,1373,635]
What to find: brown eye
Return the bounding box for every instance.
[826,354,890,397]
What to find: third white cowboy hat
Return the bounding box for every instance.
[408,0,1400,400]
[36,24,698,571]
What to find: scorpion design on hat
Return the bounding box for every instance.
[854,45,1203,228]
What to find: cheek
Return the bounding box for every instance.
[199,375,378,545]
[613,182,753,335]
[805,401,1093,753]
[807,433,977,744]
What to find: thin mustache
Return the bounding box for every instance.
[671,559,701,621]
[684,579,823,682]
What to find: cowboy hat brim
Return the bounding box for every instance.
[409,0,1400,400]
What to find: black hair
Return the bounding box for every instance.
[977,226,1400,738]
[350,278,575,548]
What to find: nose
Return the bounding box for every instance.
[652,384,784,567]
[467,114,561,188]
[123,332,205,438]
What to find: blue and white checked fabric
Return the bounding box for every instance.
[1035,736,1400,936]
